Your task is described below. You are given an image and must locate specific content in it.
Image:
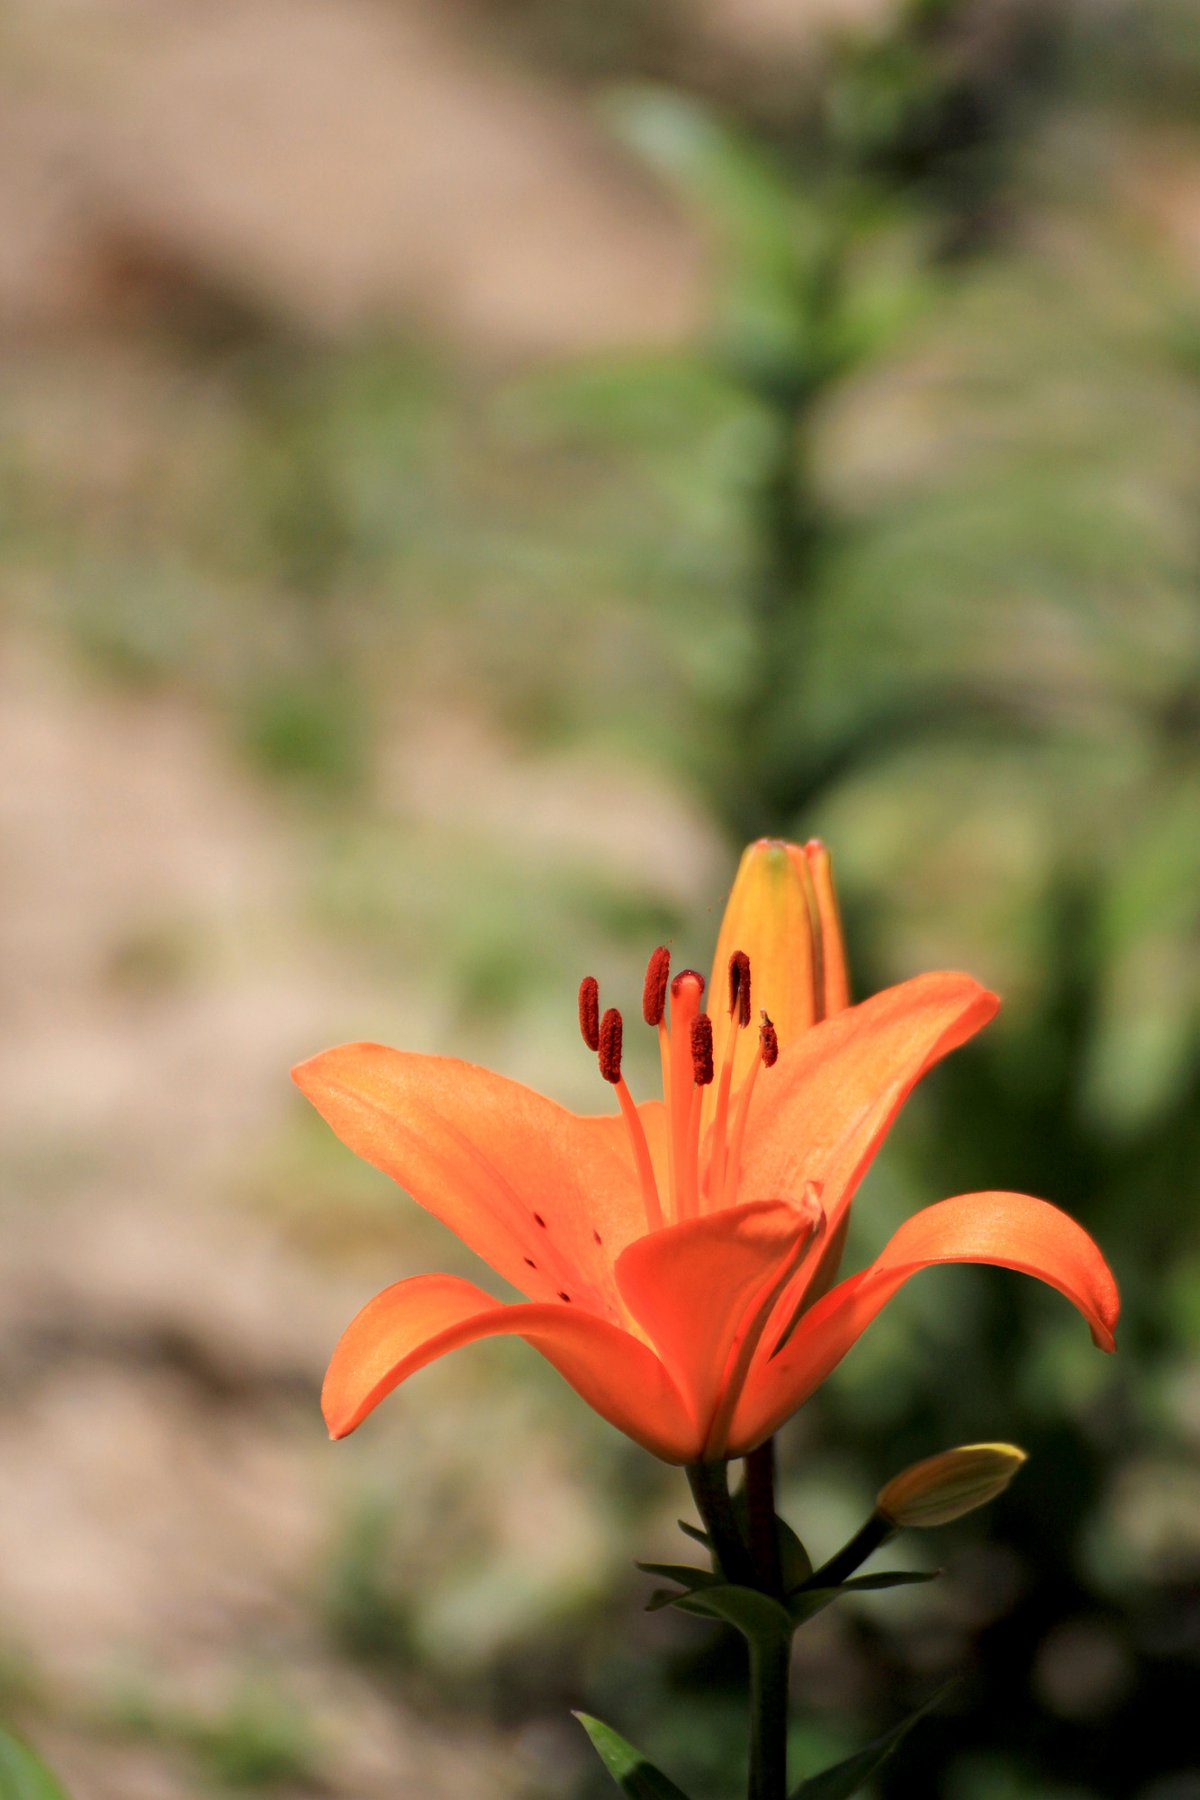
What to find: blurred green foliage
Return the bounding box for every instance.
[110,1679,320,1794]
[5,0,1200,1795]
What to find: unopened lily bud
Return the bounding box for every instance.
[706,841,819,1107]
[876,1443,1027,1529]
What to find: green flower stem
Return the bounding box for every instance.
[689,1458,793,1799]
[748,1629,792,1800]
[745,1437,782,1594]
[802,1510,895,1590]
[686,1461,756,1586]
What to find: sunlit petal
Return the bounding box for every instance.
[615,1198,820,1443]
[726,1191,1119,1453]
[323,1272,698,1462]
[735,972,999,1231]
[294,1045,651,1309]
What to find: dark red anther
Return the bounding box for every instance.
[578,976,600,1052]
[598,1007,623,1084]
[691,1013,714,1085]
[671,968,705,1000]
[728,949,751,1026]
[642,946,671,1026]
[759,1010,779,1068]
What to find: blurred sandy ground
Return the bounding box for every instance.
[3,2,1200,1797]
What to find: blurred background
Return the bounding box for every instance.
[2,0,1199,1795]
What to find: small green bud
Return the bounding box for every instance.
[876,1443,1027,1529]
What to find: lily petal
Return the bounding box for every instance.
[294,1046,655,1310]
[734,972,999,1233]
[615,1198,820,1446]
[323,1272,698,1462]
[726,1191,1119,1454]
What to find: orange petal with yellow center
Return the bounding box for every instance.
[615,1198,820,1448]
[322,1272,698,1462]
[293,1045,657,1312]
[725,1191,1119,1454]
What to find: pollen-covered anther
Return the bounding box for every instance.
[578,976,600,1052]
[691,1013,714,1086]
[728,950,751,1027]
[642,946,671,1026]
[598,1007,624,1084]
[759,1010,779,1068]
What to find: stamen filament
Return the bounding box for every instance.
[657,1018,674,1210]
[614,1077,664,1233]
[706,951,752,1213]
[709,1042,738,1211]
[710,955,749,1210]
[722,1054,761,1211]
[679,1085,703,1223]
[722,1013,775,1210]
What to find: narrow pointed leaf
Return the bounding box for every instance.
[635,1561,722,1591]
[646,1587,692,1613]
[0,1726,71,1800]
[834,1570,939,1592]
[677,1520,712,1551]
[637,1562,724,1611]
[788,1683,955,1799]
[670,1582,794,1638]
[789,1570,937,1623]
[574,1715,693,1800]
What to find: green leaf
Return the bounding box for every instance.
[789,1570,937,1624]
[645,1588,690,1613]
[776,1518,813,1590]
[670,1582,794,1639]
[574,1715,693,1800]
[834,1570,939,1592]
[0,1725,71,1800]
[675,1508,810,1588]
[788,1683,955,1799]
[634,1561,720,1590]
[636,1562,723,1610]
[788,1587,844,1625]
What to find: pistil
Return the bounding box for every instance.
[666,970,705,1222]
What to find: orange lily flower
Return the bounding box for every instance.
[295,840,1118,1466]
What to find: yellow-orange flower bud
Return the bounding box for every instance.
[706,838,850,1117]
[876,1443,1028,1529]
